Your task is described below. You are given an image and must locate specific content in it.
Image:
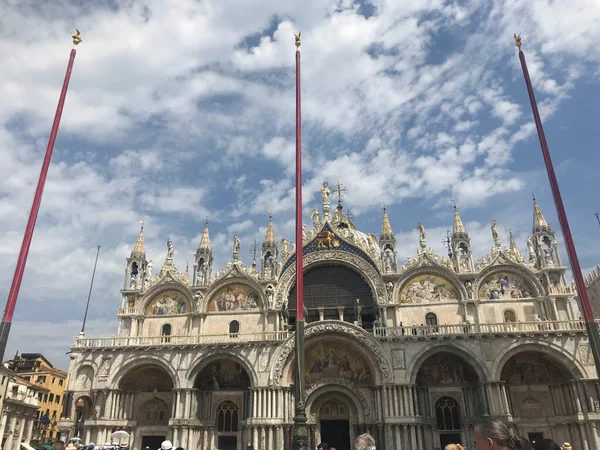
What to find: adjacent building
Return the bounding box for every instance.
[59,188,599,450]
[7,354,68,443]
[585,265,600,318]
[0,371,47,450]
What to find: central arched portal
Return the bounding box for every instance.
[288,265,376,328]
[194,359,252,450]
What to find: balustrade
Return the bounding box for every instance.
[74,330,289,348]
[374,319,593,338]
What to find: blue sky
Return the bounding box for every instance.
[1,0,599,369]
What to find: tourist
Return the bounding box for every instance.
[514,437,532,450]
[317,443,329,450]
[159,441,173,450]
[52,442,66,450]
[536,439,561,450]
[445,444,464,450]
[474,420,525,449]
[354,433,376,450]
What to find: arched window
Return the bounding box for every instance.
[426,312,438,332]
[161,324,171,343]
[435,397,461,431]
[216,401,239,433]
[229,320,240,337]
[504,310,517,323]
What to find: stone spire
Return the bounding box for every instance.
[264,212,276,245]
[131,221,145,257]
[199,218,211,250]
[380,204,394,240]
[452,202,468,238]
[533,194,551,233]
[508,227,522,260]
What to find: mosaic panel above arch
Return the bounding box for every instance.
[478,272,534,300]
[208,284,260,312]
[145,290,189,315]
[398,274,459,304]
[500,351,569,384]
[416,353,478,386]
[195,359,251,390]
[305,340,372,384]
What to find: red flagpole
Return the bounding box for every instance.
[0,41,80,360]
[515,34,600,376]
[295,38,304,323]
[292,32,309,450]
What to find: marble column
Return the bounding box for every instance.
[550,298,560,321]
[24,418,34,444]
[570,381,583,413]
[0,414,8,444]
[12,417,25,450]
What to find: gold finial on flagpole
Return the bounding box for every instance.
[72,29,82,47]
[513,33,522,51]
[294,32,301,51]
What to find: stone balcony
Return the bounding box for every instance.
[72,330,289,350]
[373,319,594,341]
[117,306,136,315]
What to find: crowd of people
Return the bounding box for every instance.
[314,420,573,450]
[49,420,574,450]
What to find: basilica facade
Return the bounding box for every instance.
[59,185,600,450]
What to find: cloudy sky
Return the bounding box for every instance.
[1,0,599,369]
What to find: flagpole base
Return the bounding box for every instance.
[292,421,310,450]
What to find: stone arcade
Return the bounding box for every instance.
[59,188,600,450]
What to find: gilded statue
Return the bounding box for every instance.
[321,182,330,204]
[72,29,82,46]
[491,220,500,243]
[280,238,289,253]
[513,33,522,50]
[418,223,426,249]
[317,231,339,249]
[233,235,240,254]
[294,31,301,50]
[310,208,321,230]
[166,239,174,259]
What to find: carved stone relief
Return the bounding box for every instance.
[391,349,406,369]
[578,343,594,366]
[258,348,271,372]
[304,378,371,422]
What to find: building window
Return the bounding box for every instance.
[216,401,239,433]
[504,310,517,323]
[425,312,438,331]
[436,397,461,431]
[59,379,63,386]
[161,324,172,343]
[229,320,240,337]
[56,395,61,404]
[49,393,54,402]
[52,377,56,384]
[23,376,31,382]
[37,375,46,384]
[43,394,48,402]
[38,393,43,401]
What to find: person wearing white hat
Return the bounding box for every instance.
[160,441,173,450]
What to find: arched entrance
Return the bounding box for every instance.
[318,399,352,450]
[194,359,252,450]
[500,350,573,445]
[288,265,376,329]
[415,351,483,448]
[308,390,363,450]
[74,396,93,438]
[120,365,174,450]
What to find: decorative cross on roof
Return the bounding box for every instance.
[336,176,348,206]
